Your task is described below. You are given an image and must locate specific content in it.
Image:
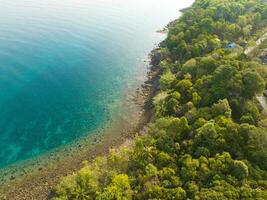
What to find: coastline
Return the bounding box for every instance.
[0,50,161,199]
[36,1,267,199]
[0,1,204,199]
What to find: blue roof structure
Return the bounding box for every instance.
[226,42,237,49]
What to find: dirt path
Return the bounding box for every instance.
[244,32,267,55]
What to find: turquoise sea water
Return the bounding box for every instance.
[0,0,194,168]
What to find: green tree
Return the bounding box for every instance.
[159,71,176,90]
[211,99,232,118]
[242,71,265,99]
[96,174,133,200]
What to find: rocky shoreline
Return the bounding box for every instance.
[0,45,165,199]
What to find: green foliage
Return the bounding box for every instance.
[159,71,176,90]
[54,165,99,200]
[96,174,133,200]
[242,71,265,98]
[212,99,232,118]
[231,160,249,180]
[54,0,267,199]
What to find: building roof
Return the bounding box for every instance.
[226,43,237,49]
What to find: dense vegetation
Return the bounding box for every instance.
[53,0,267,199]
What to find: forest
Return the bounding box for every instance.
[53,0,267,199]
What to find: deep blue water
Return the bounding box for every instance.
[0,0,194,168]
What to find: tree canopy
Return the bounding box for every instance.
[53,0,267,199]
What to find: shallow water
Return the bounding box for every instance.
[0,0,194,168]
